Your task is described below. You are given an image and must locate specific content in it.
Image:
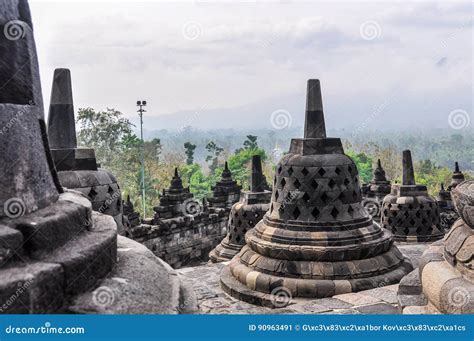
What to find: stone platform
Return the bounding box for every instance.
[177,243,427,314]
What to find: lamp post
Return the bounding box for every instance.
[137,100,147,219]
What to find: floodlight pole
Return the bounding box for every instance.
[137,100,147,219]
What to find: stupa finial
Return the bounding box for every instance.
[402,150,415,185]
[250,155,266,192]
[304,79,326,139]
[455,161,460,173]
[47,68,76,149]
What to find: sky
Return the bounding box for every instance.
[30,0,473,132]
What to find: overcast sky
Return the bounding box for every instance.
[30,0,472,131]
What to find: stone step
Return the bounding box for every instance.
[4,199,90,258]
[0,224,24,267]
[38,211,117,295]
[0,210,117,313]
[68,236,197,314]
[0,261,64,313]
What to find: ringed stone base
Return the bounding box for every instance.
[221,249,412,308]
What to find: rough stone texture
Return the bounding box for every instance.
[222,80,412,305]
[58,169,123,233]
[398,180,474,314]
[69,236,198,314]
[46,68,123,232]
[0,0,59,216]
[208,162,241,209]
[130,209,229,269]
[381,150,444,243]
[210,155,271,262]
[177,243,427,314]
[362,159,391,220]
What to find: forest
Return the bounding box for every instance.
[77,107,473,217]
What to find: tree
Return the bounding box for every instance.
[76,108,134,167]
[205,141,224,173]
[243,135,258,150]
[346,150,373,184]
[184,142,197,165]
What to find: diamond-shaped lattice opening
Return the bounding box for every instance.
[288,167,294,176]
[387,217,393,224]
[280,178,286,187]
[318,168,326,176]
[302,192,310,202]
[348,165,353,173]
[415,211,421,218]
[354,177,358,183]
[236,235,241,243]
[403,227,410,235]
[330,207,339,219]
[320,192,329,204]
[270,204,273,213]
[408,204,413,210]
[343,178,350,186]
[107,186,114,194]
[294,179,301,189]
[88,188,98,200]
[409,219,416,226]
[393,211,398,217]
[292,207,301,220]
[278,166,283,174]
[311,207,320,219]
[274,177,277,185]
[384,209,388,216]
[404,211,410,218]
[311,180,319,190]
[335,167,341,175]
[274,191,279,200]
[238,220,242,227]
[243,212,247,218]
[338,192,345,200]
[328,179,336,189]
[348,205,354,215]
[416,227,422,234]
[419,204,424,209]
[352,190,358,199]
[421,218,427,225]
[388,203,392,209]
[301,167,309,176]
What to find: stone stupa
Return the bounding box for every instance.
[209,155,271,263]
[437,162,465,230]
[398,180,474,314]
[47,68,123,232]
[220,79,413,307]
[381,150,444,243]
[153,168,194,221]
[363,159,391,219]
[0,1,195,314]
[208,162,241,209]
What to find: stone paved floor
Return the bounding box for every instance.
[177,243,428,314]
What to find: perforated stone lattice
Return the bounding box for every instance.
[269,163,365,222]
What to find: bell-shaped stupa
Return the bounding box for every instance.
[363,159,391,219]
[209,155,271,262]
[381,150,444,242]
[47,68,123,232]
[220,80,413,307]
[398,180,474,314]
[208,162,241,209]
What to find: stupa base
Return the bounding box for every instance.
[209,238,242,263]
[221,253,413,308]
